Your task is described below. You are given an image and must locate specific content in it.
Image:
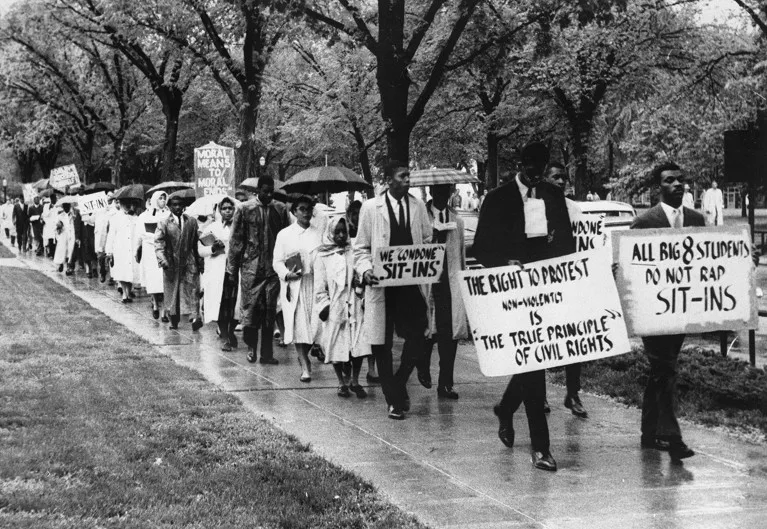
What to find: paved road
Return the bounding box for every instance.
[4,241,767,528]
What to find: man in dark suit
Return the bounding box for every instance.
[28,196,45,256]
[12,199,30,252]
[630,161,704,462]
[473,142,576,471]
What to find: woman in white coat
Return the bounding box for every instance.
[135,192,169,318]
[53,203,75,272]
[314,216,369,398]
[41,197,58,258]
[273,195,322,382]
[106,199,140,303]
[198,197,240,351]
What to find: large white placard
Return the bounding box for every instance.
[49,165,81,191]
[194,142,235,198]
[372,244,446,287]
[79,192,109,214]
[459,251,631,376]
[612,226,757,336]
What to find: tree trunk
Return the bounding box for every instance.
[352,124,373,184]
[476,160,486,194]
[112,134,126,186]
[377,0,410,164]
[486,131,499,190]
[160,90,183,182]
[572,130,589,200]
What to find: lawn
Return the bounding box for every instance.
[0,267,426,529]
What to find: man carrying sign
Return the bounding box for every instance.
[354,161,432,420]
[629,162,704,462]
[473,142,575,471]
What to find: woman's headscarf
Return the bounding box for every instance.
[317,215,348,256]
[149,191,168,213]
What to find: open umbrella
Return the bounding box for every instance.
[409,168,479,187]
[281,166,371,194]
[146,181,194,196]
[38,188,64,198]
[239,177,289,202]
[113,184,150,200]
[185,194,241,218]
[168,188,197,206]
[57,195,80,206]
[83,182,117,194]
[32,178,50,191]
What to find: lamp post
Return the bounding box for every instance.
[2,178,6,203]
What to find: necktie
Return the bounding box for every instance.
[439,211,444,223]
[673,209,683,229]
[526,185,535,198]
[398,199,405,226]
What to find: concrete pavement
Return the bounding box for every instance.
[4,241,767,528]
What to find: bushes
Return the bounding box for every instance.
[549,345,767,437]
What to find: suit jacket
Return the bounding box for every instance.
[473,179,575,268]
[12,203,29,230]
[630,203,705,230]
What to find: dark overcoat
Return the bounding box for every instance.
[155,214,203,316]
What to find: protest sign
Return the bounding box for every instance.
[372,244,446,287]
[49,165,81,191]
[570,212,606,252]
[612,226,757,336]
[194,142,235,198]
[79,192,109,215]
[458,250,631,376]
[22,184,35,203]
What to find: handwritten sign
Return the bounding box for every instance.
[571,213,606,252]
[79,192,109,215]
[373,244,446,287]
[22,184,35,203]
[49,165,81,191]
[194,142,235,198]
[459,251,631,376]
[612,226,757,336]
[613,226,759,336]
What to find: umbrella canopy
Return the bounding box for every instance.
[185,194,241,218]
[239,178,289,202]
[57,195,80,206]
[32,178,50,191]
[146,181,194,196]
[282,166,371,194]
[113,184,150,201]
[409,168,479,187]
[38,188,64,198]
[66,183,84,195]
[83,182,117,194]
[167,188,197,206]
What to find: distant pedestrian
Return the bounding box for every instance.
[41,197,58,258]
[682,184,694,210]
[702,180,724,226]
[28,196,44,256]
[136,192,169,319]
[155,191,204,330]
[106,199,140,301]
[12,198,29,252]
[53,202,77,274]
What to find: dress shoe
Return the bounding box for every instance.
[191,319,203,332]
[669,441,695,462]
[493,404,514,448]
[58,264,64,272]
[388,405,405,420]
[65,270,73,276]
[543,398,551,414]
[640,436,671,451]
[531,451,557,471]
[564,393,588,418]
[299,374,311,383]
[229,335,238,348]
[117,287,123,294]
[246,349,257,363]
[349,384,367,399]
[417,369,432,389]
[437,386,459,399]
[161,315,170,323]
[152,309,160,320]
[100,273,107,283]
[366,373,380,383]
[259,357,279,365]
[221,343,233,352]
[121,298,130,304]
[337,385,350,397]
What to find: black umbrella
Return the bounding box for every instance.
[83,182,117,194]
[239,178,289,202]
[113,184,150,200]
[282,166,371,194]
[39,188,64,198]
[146,181,194,196]
[168,188,197,207]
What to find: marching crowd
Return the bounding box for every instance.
[3,140,737,472]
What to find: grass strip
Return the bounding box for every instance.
[0,267,426,528]
[0,242,15,258]
[549,345,767,439]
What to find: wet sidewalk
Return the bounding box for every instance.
[5,243,767,528]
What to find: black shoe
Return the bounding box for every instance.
[337,385,350,398]
[117,287,123,294]
[543,398,551,414]
[531,451,557,471]
[417,369,432,389]
[493,404,514,448]
[366,373,380,383]
[108,279,115,286]
[437,386,459,399]
[246,349,257,363]
[161,315,169,323]
[100,273,107,283]
[402,390,411,412]
[259,357,279,365]
[669,441,695,462]
[169,324,178,330]
[640,436,671,451]
[388,405,405,420]
[349,384,367,399]
[229,335,238,348]
[191,319,203,331]
[564,393,588,418]
[121,298,130,304]
[221,343,233,352]
[65,270,73,276]
[152,309,160,320]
